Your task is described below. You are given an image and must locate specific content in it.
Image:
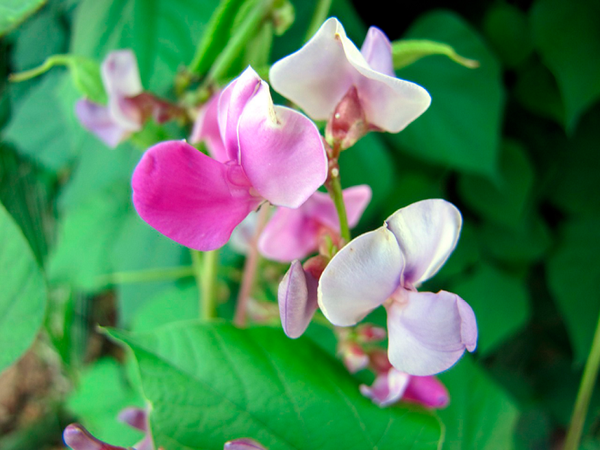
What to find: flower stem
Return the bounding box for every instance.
[326,159,351,243]
[305,0,332,43]
[192,249,219,320]
[565,310,600,450]
[94,266,195,287]
[234,206,270,327]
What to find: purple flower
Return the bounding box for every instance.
[318,199,477,376]
[75,50,144,147]
[258,185,371,262]
[224,438,267,449]
[269,18,431,140]
[132,67,327,251]
[189,89,228,162]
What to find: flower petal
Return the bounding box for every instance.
[75,99,128,147]
[360,26,395,77]
[403,375,449,409]
[117,407,147,432]
[132,141,260,251]
[238,82,327,208]
[386,290,477,376]
[101,50,143,98]
[190,90,228,162]
[218,66,262,161]
[278,260,318,338]
[63,424,125,450]
[385,199,462,286]
[224,438,267,450]
[359,368,410,407]
[318,227,404,326]
[269,17,355,120]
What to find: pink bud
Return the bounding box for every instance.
[325,86,368,150]
[63,424,126,450]
[224,438,267,449]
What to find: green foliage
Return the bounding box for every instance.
[0,0,46,37]
[392,39,479,70]
[0,202,46,373]
[108,323,443,450]
[392,10,504,177]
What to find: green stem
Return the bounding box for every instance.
[9,54,70,82]
[565,310,600,450]
[192,250,219,320]
[326,167,351,243]
[305,0,332,42]
[95,266,195,287]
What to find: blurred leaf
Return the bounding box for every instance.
[391,10,503,177]
[108,323,442,450]
[431,222,479,284]
[48,185,130,289]
[483,2,533,68]
[547,215,600,365]
[392,39,479,70]
[458,140,534,228]
[66,358,145,447]
[0,201,46,373]
[451,263,531,356]
[531,0,600,131]
[71,0,215,93]
[381,172,444,219]
[339,132,393,222]
[438,356,520,449]
[0,0,46,37]
[11,54,106,103]
[132,283,198,332]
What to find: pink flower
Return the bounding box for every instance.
[318,199,477,376]
[269,18,431,138]
[189,89,228,162]
[259,185,371,262]
[75,50,144,147]
[132,67,327,251]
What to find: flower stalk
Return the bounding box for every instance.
[192,249,219,320]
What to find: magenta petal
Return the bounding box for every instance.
[224,438,267,450]
[190,91,228,162]
[403,375,450,409]
[218,66,262,161]
[238,83,327,208]
[386,290,477,376]
[361,27,395,77]
[75,99,128,147]
[132,141,260,251]
[278,260,318,338]
[258,206,320,262]
[359,369,410,407]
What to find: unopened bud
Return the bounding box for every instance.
[325,86,368,150]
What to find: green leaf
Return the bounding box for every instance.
[547,215,600,365]
[108,323,442,450]
[531,0,600,131]
[132,283,198,332]
[66,358,145,447]
[437,356,520,449]
[451,263,531,356]
[392,39,479,70]
[70,0,215,93]
[483,2,533,68]
[0,0,46,37]
[390,10,504,177]
[0,202,47,373]
[458,140,534,229]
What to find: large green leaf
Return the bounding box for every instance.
[547,215,600,365]
[70,0,215,93]
[0,0,46,37]
[391,10,503,177]
[451,263,531,356]
[531,0,600,131]
[438,356,520,449]
[108,323,442,450]
[0,202,47,373]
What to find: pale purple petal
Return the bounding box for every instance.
[258,206,320,262]
[340,31,431,133]
[360,27,395,77]
[218,67,262,161]
[224,438,267,450]
[403,375,449,409]
[75,99,128,148]
[318,227,404,326]
[63,424,125,450]
[386,290,477,376]
[101,50,143,98]
[385,199,462,286]
[117,407,147,432]
[132,141,260,251]
[269,18,355,120]
[238,83,327,208]
[278,260,318,338]
[360,368,410,407]
[190,91,228,162]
